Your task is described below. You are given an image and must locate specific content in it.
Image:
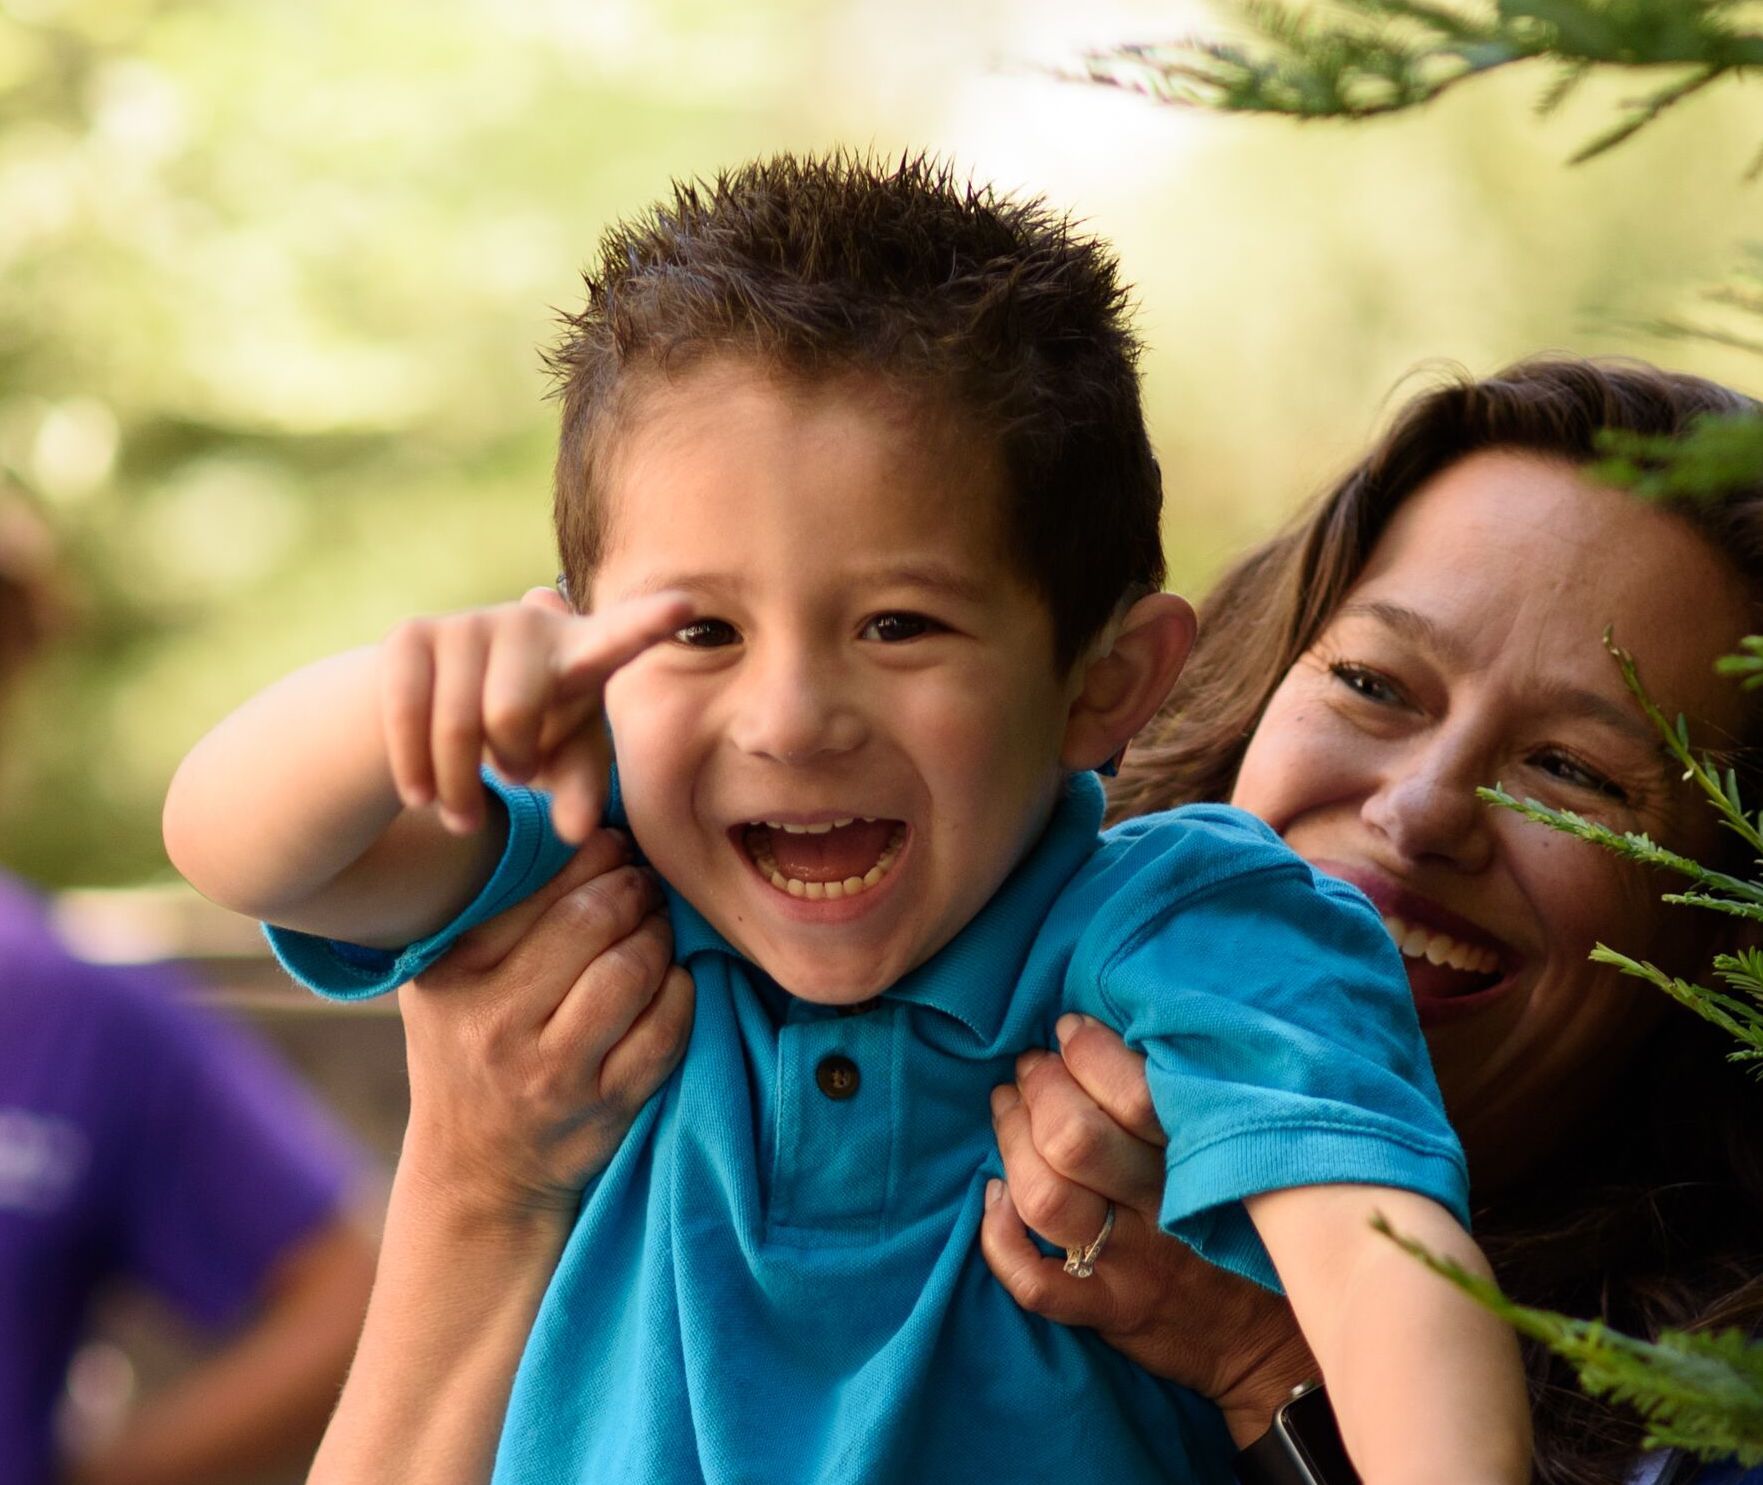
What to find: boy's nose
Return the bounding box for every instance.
[726,650,866,763]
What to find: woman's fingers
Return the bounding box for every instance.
[597,962,694,1110]
[978,1181,1114,1329]
[541,903,674,1067]
[1015,1048,1165,1213]
[1053,1015,1165,1148]
[429,838,640,998]
[990,1082,1113,1251]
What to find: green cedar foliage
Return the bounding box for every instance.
[1082,1,1763,168]
[1373,1216,1763,1464]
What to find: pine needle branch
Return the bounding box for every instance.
[1371,1217,1763,1463]
[1592,415,1763,505]
[1080,0,1763,167]
[1567,62,1722,163]
[1601,633,1763,859]
[1475,786,1763,906]
[1662,891,1763,923]
[1587,946,1763,1067]
[1717,637,1763,692]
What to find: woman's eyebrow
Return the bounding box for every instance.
[1338,599,1661,750]
[1335,600,1466,664]
[1527,680,1666,752]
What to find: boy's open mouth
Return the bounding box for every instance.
[739,818,907,900]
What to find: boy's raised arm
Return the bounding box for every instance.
[163,590,690,948]
[1248,1184,1531,1484]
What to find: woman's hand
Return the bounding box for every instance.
[309,829,693,1485]
[397,825,695,1226]
[980,1015,1316,1447]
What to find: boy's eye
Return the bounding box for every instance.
[860,612,938,643]
[1534,749,1629,804]
[673,618,739,649]
[1328,662,1404,706]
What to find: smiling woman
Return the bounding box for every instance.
[1005,357,1763,1484]
[1231,451,1754,1188]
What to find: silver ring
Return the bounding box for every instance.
[1062,1202,1116,1279]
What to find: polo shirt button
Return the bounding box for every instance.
[815,1054,860,1101]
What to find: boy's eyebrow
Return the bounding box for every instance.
[621,563,998,606]
[850,561,996,604]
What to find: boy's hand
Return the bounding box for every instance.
[378,587,691,844]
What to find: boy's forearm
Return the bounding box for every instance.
[164,645,502,946]
[1250,1185,1530,1484]
[308,1150,574,1485]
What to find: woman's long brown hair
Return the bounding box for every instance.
[1111,357,1763,1484]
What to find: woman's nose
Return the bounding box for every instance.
[1362,739,1495,872]
[726,648,866,763]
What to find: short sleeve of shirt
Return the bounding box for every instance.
[1088,809,1468,1292]
[266,776,575,1000]
[96,966,363,1329]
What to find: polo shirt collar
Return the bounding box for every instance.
[655,772,1106,1045]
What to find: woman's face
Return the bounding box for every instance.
[1231,451,1754,1189]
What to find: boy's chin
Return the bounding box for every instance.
[751,945,917,1007]
[769,968,895,1007]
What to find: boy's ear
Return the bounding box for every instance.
[1059,592,1196,774]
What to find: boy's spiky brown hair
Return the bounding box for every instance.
[545,151,1164,669]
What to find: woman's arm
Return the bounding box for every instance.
[309,832,694,1485]
[980,1016,1317,1446]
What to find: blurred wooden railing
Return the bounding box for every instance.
[50,881,410,1162]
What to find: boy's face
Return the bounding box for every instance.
[587,359,1081,1004]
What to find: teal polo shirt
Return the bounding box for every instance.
[270,772,1466,1484]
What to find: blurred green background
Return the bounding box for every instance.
[1,0,1756,888]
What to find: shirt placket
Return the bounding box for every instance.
[766,1003,896,1242]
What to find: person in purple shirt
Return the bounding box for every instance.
[0,495,376,1485]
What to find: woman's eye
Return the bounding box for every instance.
[861,612,938,643]
[1534,750,1629,804]
[1328,662,1404,706]
[672,618,739,649]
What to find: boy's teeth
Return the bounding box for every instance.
[1381,913,1499,975]
[762,818,855,835]
[754,822,906,900]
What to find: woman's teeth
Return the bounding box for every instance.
[747,822,905,899]
[1382,913,1499,975]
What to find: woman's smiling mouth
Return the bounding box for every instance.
[1308,860,1521,1020]
[739,818,908,899]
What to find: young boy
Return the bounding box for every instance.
[165,154,1528,1483]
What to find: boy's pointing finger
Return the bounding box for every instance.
[555,591,694,691]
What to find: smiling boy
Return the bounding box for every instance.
[165,155,1528,1482]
